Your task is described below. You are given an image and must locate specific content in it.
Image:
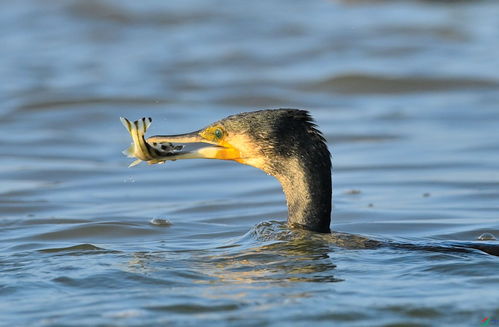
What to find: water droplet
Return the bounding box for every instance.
[477,233,497,241]
[150,218,172,227]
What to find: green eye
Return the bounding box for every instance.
[214,128,223,139]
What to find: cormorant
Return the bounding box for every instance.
[121,109,499,256]
[146,109,332,233]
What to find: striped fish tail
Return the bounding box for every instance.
[120,117,153,167]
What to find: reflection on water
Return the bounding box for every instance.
[207,225,340,284]
[1,0,499,326]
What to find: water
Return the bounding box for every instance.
[1,0,499,326]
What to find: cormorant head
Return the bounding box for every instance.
[148,109,330,176]
[147,109,332,233]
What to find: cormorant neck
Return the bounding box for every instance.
[273,156,332,233]
[232,108,332,232]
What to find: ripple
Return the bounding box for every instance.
[102,309,145,319]
[38,243,116,255]
[67,1,216,26]
[29,222,166,241]
[17,96,170,112]
[146,303,240,313]
[302,74,499,94]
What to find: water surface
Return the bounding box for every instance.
[1,1,499,326]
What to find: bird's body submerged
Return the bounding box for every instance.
[122,109,333,232]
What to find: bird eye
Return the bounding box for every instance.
[214,128,223,139]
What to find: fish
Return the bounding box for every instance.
[120,117,183,167]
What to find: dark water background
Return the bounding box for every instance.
[1,1,499,326]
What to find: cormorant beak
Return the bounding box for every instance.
[146,131,242,162]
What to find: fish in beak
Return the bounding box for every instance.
[120,117,242,167]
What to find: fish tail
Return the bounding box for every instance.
[120,117,154,165]
[122,145,134,157]
[120,117,137,158]
[120,117,133,132]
